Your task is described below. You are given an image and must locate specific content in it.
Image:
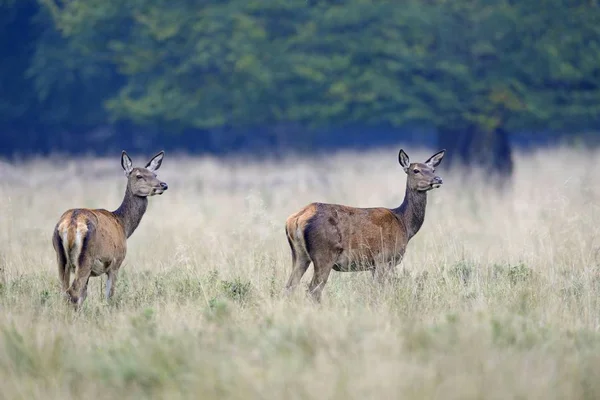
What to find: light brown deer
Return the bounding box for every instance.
[52,151,168,308]
[284,148,445,302]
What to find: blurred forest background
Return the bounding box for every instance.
[1,0,600,177]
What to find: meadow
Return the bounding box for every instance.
[1,146,600,399]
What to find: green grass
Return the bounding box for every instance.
[1,147,600,399]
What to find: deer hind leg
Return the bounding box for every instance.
[79,276,91,306]
[66,229,94,308]
[308,258,335,303]
[284,237,312,294]
[308,247,342,303]
[59,261,73,301]
[285,255,311,293]
[68,258,92,308]
[305,224,343,302]
[53,230,71,297]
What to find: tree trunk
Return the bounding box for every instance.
[437,126,513,179]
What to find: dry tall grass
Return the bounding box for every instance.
[1,146,600,399]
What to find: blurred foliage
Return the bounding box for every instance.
[0,0,599,161]
[0,0,39,125]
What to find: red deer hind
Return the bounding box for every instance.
[52,151,168,308]
[284,148,445,302]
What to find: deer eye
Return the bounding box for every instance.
[413,169,420,174]
[136,175,143,180]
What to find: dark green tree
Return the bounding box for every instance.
[0,0,41,150]
[17,0,600,169]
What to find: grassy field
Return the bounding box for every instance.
[1,146,600,399]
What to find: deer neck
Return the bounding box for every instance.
[113,186,148,238]
[393,186,428,240]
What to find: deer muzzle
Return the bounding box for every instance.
[153,182,169,195]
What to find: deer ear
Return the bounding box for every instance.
[398,149,410,172]
[425,149,445,169]
[145,151,164,172]
[121,151,133,176]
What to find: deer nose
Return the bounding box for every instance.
[160,182,168,190]
[433,176,443,185]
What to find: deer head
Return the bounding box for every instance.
[121,151,169,197]
[398,149,445,192]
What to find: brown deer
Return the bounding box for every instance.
[284,148,445,302]
[52,151,168,308]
